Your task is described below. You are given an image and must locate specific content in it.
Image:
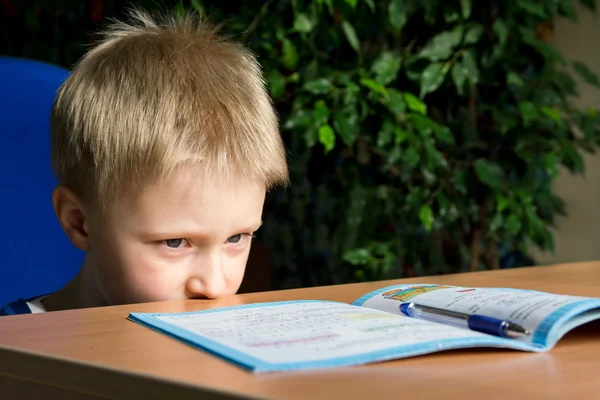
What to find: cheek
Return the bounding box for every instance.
[93,240,187,304]
[224,247,253,295]
[119,255,184,302]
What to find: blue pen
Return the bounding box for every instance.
[399,302,530,339]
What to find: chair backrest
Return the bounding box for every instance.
[0,57,83,306]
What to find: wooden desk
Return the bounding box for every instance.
[1,262,600,400]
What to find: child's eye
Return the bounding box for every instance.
[227,234,243,244]
[226,233,254,244]
[163,238,189,248]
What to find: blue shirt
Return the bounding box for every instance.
[0,295,49,316]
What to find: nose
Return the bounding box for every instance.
[186,251,227,299]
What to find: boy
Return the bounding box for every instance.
[0,9,289,316]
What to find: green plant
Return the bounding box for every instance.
[5,0,599,289]
[189,0,600,288]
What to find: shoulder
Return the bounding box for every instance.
[0,295,51,316]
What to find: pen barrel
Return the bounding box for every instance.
[467,315,508,338]
[403,304,469,330]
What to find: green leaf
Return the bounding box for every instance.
[343,248,371,265]
[433,126,454,144]
[174,3,186,17]
[561,140,585,174]
[318,124,336,153]
[516,0,547,18]
[558,0,577,21]
[283,109,313,130]
[406,187,428,206]
[293,13,314,33]
[506,214,522,235]
[403,147,420,167]
[313,100,329,126]
[409,113,435,135]
[573,61,600,89]
[523,34,567,65]
[333,111,359,147]
[444,13,460,25]
[474,159,504,189]
[435,192,452,219]
[190,0,205,14]
[518,101,539,125]
[424,140,448,169]
[541,107,564,125]
[418,27,463,61]
[541,152,559,177]
[462,50,479,86]
[450,51,478,94]
[303,59,319,80]
[492,109,519,134]
[281,39,299,70]
[344,0,358,8]
[464,24,484,44]
[384,89,407,116]
[344,82,360,104]
[452,170,468,194]
[379,120,406,149]
[489,213,503,232]
[420,62,447,98]
[393,126,407,144]
[288,72,300,83]
[360,78,388,97]
[444,10,460,23]
[386,143,402,164]
[579,111,600,139]
[419,205,435,231]
[371,51,402,85]
[539,226,555,252]
[317,0,335,14]
[342,21,360,54]
[388,0,407,31]
[266,70,286,99]
[506,71,524,87]
[303,78,333,94]
[461,0,472,18]
[365,0,375,12]
[451,61,468,95]
[335,72,353,86]
[404,92,427,114]
[495,194,509,212]
[493,19,508,46]
[409,114,453,147]
[305,128,318,147]
[525,205,552,250]
[378,119,395,147]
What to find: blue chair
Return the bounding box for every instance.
[0,57,84,306]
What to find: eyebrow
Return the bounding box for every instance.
[142,220,263,240]
[238,220,263,236]
[235,220,263,233]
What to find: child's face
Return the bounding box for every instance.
[85,168,266,305]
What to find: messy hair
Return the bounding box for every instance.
[51,8,289,209]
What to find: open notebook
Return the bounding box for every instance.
[128,283,600,372]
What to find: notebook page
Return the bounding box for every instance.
[355,284,600,345]
[145,301,487,364]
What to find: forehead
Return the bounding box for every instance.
[103,168,267,234]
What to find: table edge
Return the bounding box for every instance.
[0,345,255,400]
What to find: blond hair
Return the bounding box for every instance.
[51,9,289,209]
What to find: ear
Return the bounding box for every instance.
[52,186,90,251]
